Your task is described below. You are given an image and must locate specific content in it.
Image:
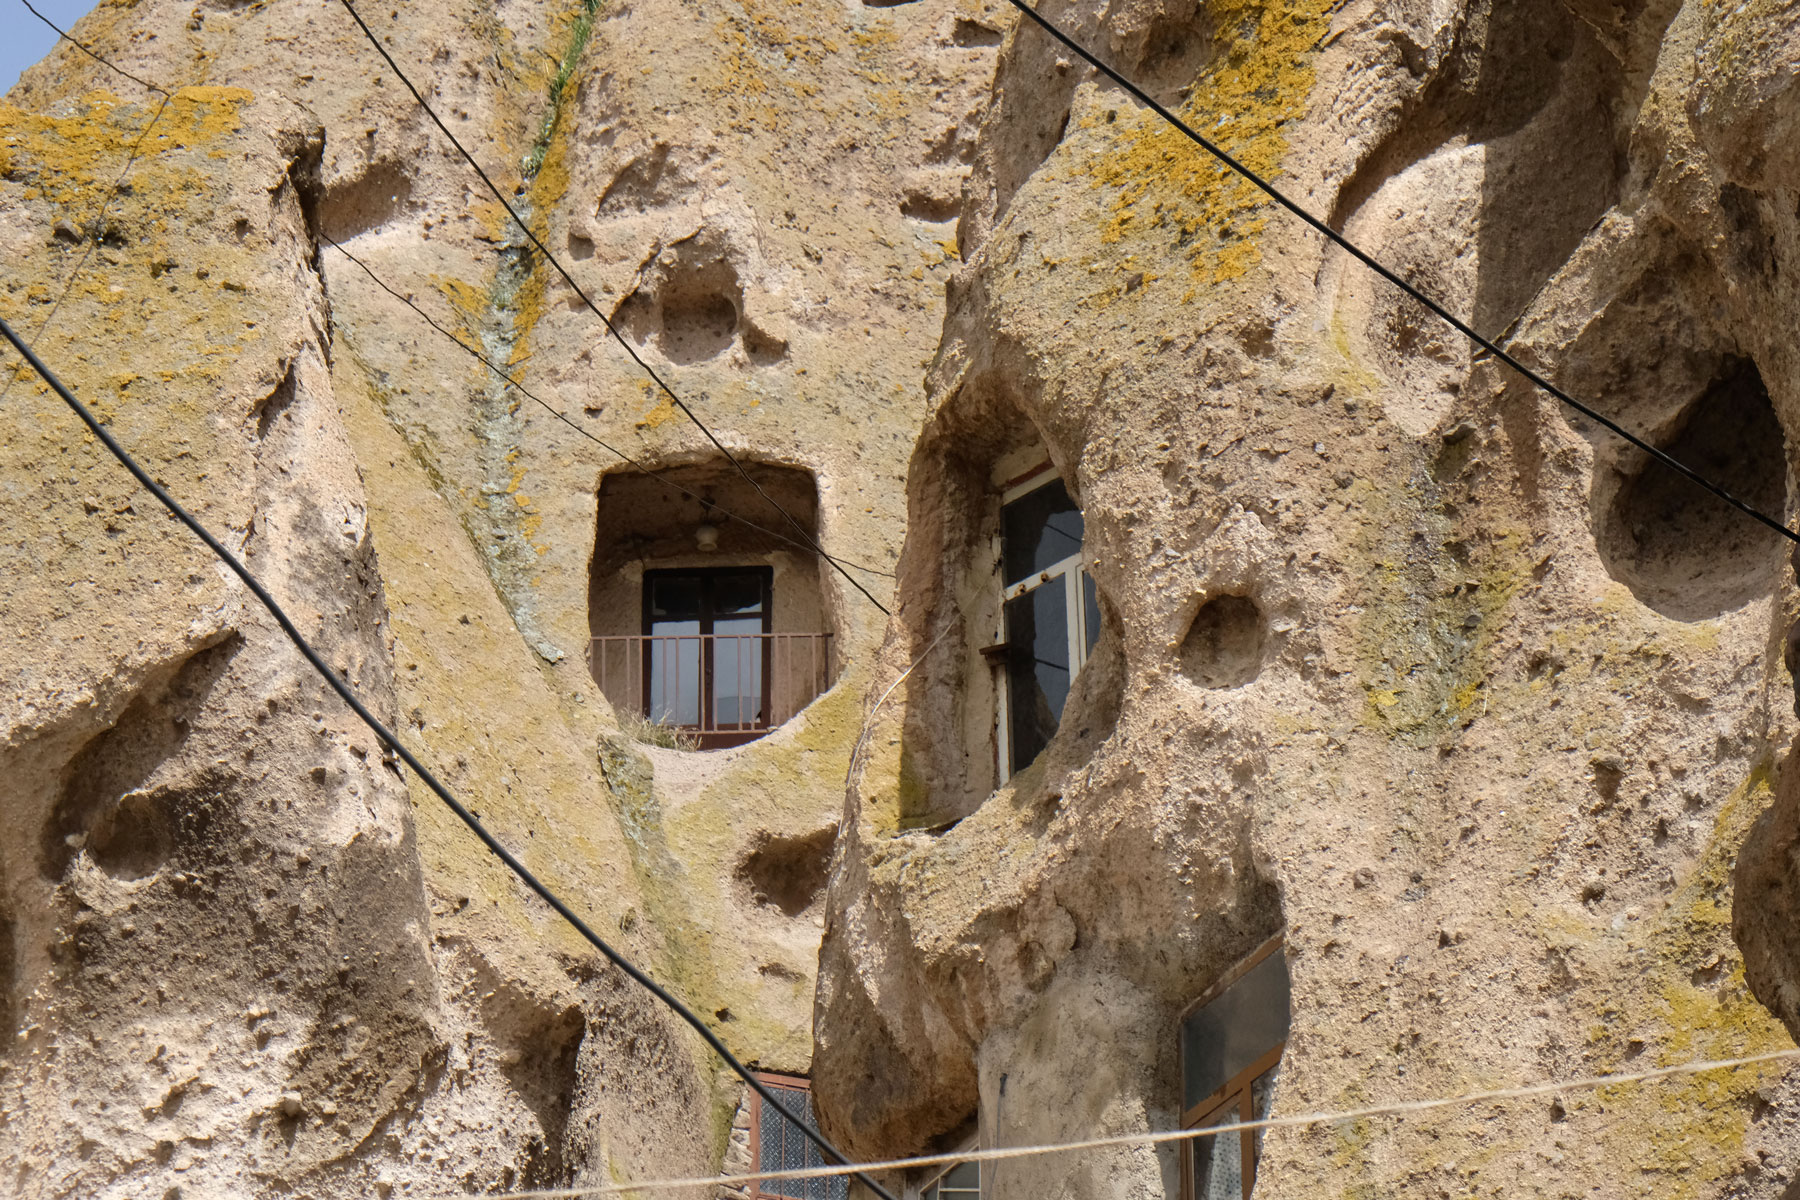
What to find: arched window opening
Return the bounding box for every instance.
[989,457,1100,779]
[1178,937,1291,1200]
[588,460,837,749]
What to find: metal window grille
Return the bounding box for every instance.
[750,1075,848,1200]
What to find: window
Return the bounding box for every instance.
[995,469,1100,776]
[922,1161,981,1200]
[1178,937,1290,1200]
[749,1073,848,1200]
[588,458,836,750]
[643,567,772,736]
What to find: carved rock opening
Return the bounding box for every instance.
[1595,358,1788,621]
[737,825,837,917]
[1178,594,1265,689]
[317,160,412,243]
[40,638,238,881]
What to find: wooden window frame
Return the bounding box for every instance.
[748,1071,839,1200]
[1177,935,1286,1200]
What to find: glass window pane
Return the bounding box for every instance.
[712,617,766,728]
[1002,478,1084,586]
[648,574,702,619]
[1181,950,1291,1111]
[1005,582,1070,773]
[759,1085,848,1200]
[713,571,767,616]
[646,620,700,727]
[1192,1109,1246,1200]
[1082,570,1101,658]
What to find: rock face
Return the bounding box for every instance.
[814,2,1800,1200]
[0,0,996,1194]
[9,0,1800,1198]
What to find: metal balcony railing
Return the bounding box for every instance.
[590,632,834,749]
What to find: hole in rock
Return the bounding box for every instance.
[900,187,960,223]
[952,18,1002,47]
[1135,2,1214,103]
[594,143,682,214]
[1178,594,1266,689]
[317,160,412,243]
[1595,358,1788,621]
[40,637,237,881]
[645,252,744,363]
[86,789,180,881]
[737,825,836,917]
[568,232,595,261]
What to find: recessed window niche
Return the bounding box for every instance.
[1594,357,1789,622]
[588,459,837,749]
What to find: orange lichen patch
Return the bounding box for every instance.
[1,88,249,211]
[1081,0,1332,287]
[0,88,276,413]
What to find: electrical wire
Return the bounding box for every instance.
[322,235,896,578]
[19,0,169,96]
[1002,0,1799,546]
[333,0,895,615]
[438,1045,1800,1198]
[0,314,899,1200]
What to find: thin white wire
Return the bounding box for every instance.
[848,623,952,776]
[434,1046,1800,1198]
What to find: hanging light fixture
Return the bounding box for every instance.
[695,522,720,552]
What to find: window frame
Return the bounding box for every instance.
[747,1071,847,1200]
[907,1136,982,1200]
[1177,935,1287,1200]
[993,464,1098,780]
[640,565,774,734]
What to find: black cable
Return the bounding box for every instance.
[0,314,899,1200]
[323,236,896,578]
[19,0,170,96]
[1005,0,1799,546]
[334,0,895,614]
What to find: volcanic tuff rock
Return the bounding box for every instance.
[0,0,992,1193]
[6,0,1800,1198]
[815,1,1800,1199]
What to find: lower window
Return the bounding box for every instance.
[750,1073,848,1200]
[1178,937,1290,1200]
[921,1160,981,1200]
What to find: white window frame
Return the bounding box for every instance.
[994,465,1098,781]
[908,1139,982,1200]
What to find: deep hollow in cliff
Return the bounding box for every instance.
[1595,357,1788,621]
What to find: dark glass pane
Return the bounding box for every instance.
[646,621,700,727]
[1181,950,1291,1111]
[1082,570,1101,658]
[760,1086,848,1200]
[1006,581,1070,773]
[648,574,702,619]
[713,571,767,616]
[1192,1108,1247,1200]
[1002,478,1084,586]
[712,617,766,728]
